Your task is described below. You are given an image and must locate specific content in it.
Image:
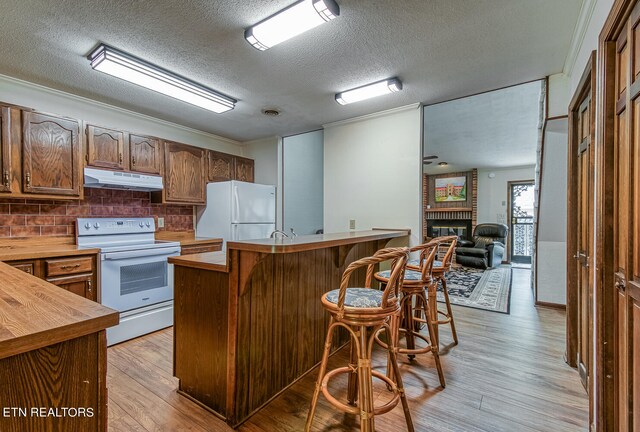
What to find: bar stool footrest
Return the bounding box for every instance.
[321,366,401,417]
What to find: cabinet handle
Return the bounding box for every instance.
[87,280,93,297]
[25,172,31,189]
[60,264,81,270]
[3,170,9,188]
[119,153,123,163]
[132,156,136,166]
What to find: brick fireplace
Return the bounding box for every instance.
[422,169,477,241]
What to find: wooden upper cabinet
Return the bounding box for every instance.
[22,111,81,197]
[0,107,12,193]
[130,134,162,175]
[207,150,234,182]
[234,156,255,183]
[86,125,125,170]
[163,141,205,204]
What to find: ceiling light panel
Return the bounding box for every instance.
[245,0,340,51]
[88,44,236,113]
[335,78,403,105]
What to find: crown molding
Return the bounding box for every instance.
[563,0,597,77]
[0,73,241,146]
[323,103,421,128]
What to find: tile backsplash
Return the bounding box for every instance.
[0,188,194,238]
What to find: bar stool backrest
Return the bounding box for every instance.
[437,235,458,271]
[409,240,439,281]
[336,247,409,310]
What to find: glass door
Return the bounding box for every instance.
[509,181,535,264]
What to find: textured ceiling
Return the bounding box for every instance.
[0,0,582,141]
[423,80,542,174]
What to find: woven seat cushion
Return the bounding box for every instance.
[325,287,383,308]
[376,269,422,281]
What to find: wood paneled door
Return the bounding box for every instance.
[129,134,161,174]
[234,156,254,183]
[22,111,81,197]
[163,141,206,204]
[86,124,126,170]
[207,150,234,182]
[598,1,640,429]
[566,51,596,406]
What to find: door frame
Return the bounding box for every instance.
[596,0,634,430]
[506,179,535,263]
[565,50,596,421]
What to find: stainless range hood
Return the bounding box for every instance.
[84,167,163,191]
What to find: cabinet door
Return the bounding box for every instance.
[234,156,254,183]
[164,141,205,204]
[0,107,12,193]
[22,111,81,196]
[86,124,125,170]
[207,150,234,182]
[130,134,161,174]
[47,274,96,301]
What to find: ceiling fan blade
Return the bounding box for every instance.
[423,155,438,160]
[423,161,433,165]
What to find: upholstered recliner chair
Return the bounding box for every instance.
[455,223,509,269]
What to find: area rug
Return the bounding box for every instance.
[436,265,512,314]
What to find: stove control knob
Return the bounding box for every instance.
[84,222,91,230]
[139,222,145,228]
[93,222,100,229]
[145,221,151,227]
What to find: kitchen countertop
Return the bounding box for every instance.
[227,229,410,254]
[155,231,223,247]
[0,262,119,360]
[0,237,100,261]
[169,251,228,272]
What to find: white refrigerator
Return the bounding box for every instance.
[196,181,276,247]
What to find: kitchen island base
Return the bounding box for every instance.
[171,230,409,427]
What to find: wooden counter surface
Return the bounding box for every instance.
[156,230,223,247]
[227,229,409,254]
[0,262,118,360]
[0,237,100,261]
[169,251,228,272]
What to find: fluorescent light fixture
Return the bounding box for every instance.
[335,78,403,105]
[88,44,236,113]
[245,0,340,51]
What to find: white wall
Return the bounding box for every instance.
[323,104,421,246]
[537,121,569,305]
[0,74,242,154]
[282,130,324,235]
[242,136,279,186]
[568,0,615,95]
[477,165,536,225]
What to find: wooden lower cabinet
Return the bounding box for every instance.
[6,254,97,301]
[0,331,108,432]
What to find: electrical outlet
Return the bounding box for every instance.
[158,217,165,228]
[349,219,356,230]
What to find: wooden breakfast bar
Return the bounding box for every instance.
[169,229,409,427]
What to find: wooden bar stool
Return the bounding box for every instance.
[305,247,414,432]
[373,241,445,388]
[426,237,459,347]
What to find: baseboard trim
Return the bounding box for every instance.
[535,301,566,310]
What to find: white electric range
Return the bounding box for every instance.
[77,217,181,346]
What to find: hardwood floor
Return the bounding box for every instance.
[107,269,589,431]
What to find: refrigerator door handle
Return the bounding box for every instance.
[233,184,240,223]
[232,224,239,240]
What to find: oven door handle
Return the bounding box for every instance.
[102,247,181,261]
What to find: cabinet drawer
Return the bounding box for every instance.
[46,256,93,277]
[10,262,36,275]
[181,243,222,255]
